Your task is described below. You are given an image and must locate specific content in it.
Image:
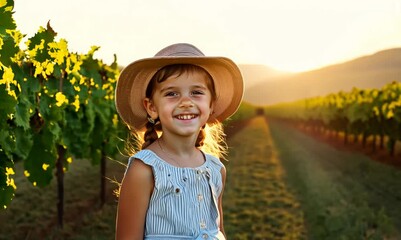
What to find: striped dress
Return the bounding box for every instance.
[128,149,226,240]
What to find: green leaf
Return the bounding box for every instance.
[13,64,40,95]
[14,127,33,159]
[93,99,110,126]
[0,129,14,159]
[38,93,51,119]
[24,132,56,187]
[0,0,14,12]
[0,150,15,208]
[47,120,62,144]
[85,99,96,126]
[61,77,74,97]
[90,149,101,165]
[0,184,14,209]
[27,23,57,62]
[91,117,105,148]
[63,104,94,158]
[39,93,65,123]
[44,76,60,93]
[91,88,106,99]
[77,85,90,100]
[0,9,15,35]
[27,23,57,49]
[15,95,31,130]
[110,54,118,69]
[52,64,62,79]
[0,35,19,65]
[0,84,17,117]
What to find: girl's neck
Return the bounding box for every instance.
[159,134,197,157]
[153,134,205,168]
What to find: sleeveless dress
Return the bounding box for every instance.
[127,149,226,240]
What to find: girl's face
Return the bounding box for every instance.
[144,70,214,138]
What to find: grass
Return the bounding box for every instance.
[267,117,401,239]
[223,116,306,239]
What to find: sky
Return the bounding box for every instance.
[13,0,401,72]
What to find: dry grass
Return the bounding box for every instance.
[224,116,307,239]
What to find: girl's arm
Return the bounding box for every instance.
[218,166,227,238]
[116,159,154,240]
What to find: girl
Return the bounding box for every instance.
[115,43,243,240]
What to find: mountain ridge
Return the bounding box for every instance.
[242,48,401,106]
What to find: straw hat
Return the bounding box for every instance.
[115,43,244,130]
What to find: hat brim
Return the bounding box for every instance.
[115,56,244,131]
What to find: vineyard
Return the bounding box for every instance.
[0,0,128,226]
[265,82,401,158]
[2,0,401,239]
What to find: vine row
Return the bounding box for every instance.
[0,0,128,225]
[265,81,401,155]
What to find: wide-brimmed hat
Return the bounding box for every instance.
[115,43,244,131]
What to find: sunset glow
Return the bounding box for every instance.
[14,0,401,72]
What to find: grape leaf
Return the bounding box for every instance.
[0,10,15,35]
[0,35,18,66]
[14,127,33,159]
[24,132,56,187]
[15,95,31,130]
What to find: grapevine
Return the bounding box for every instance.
[0,0,128,226]
[265,82,401,155]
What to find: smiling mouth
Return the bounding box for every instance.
[175,114,198,120]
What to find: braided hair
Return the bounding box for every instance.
[141,119,160,149]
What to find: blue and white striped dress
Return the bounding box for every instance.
[128,149,226,240]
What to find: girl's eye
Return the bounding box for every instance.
[192,90,204,95]
[165,92,178,97]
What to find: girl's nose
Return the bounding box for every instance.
[179,97,194,108]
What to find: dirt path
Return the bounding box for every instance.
[223,116,307,239]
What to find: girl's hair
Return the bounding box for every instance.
[127,64,227,159]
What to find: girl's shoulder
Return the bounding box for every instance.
[131,149,159,165]
[203,152,225,170]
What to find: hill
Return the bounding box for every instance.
[237,64,292,88]
[244,48,401,106]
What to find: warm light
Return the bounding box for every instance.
[13,0,401,72]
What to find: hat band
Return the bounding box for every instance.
[160,51,204,57]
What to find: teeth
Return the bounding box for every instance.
[177,114,196,120]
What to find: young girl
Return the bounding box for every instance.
[115,43,243,240]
